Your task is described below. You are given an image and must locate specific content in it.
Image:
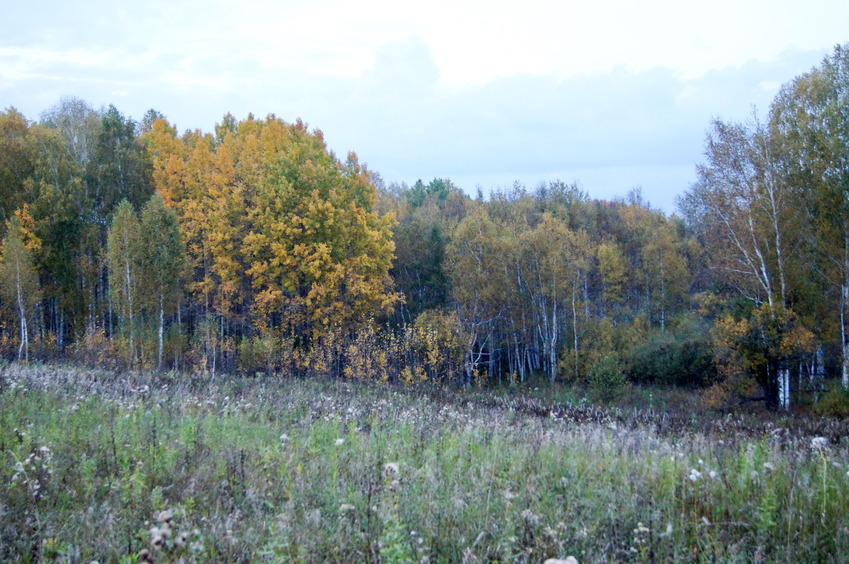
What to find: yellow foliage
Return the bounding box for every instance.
[145,114,401,344]
[413,309,466,383]
[12,204,41,254]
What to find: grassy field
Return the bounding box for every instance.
[1,364,848,563]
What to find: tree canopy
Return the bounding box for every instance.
[1,43,849,412]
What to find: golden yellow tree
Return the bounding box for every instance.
[145,114,400,365]
[244,121,399,341]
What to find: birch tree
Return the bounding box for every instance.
[517,214,590,382]
[1,217,41,361]
[106,199,141,365]
[680,116,808,409]
[446,205,505,384]
[770,44,849,388]
[139,193,185,370]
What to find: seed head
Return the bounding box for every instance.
[811,436,829,451]
[383,462,399,476]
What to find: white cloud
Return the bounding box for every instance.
[2,0,847,212]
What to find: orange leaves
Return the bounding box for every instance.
[145,111,400,341]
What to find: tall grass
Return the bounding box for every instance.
[1,363,848,562]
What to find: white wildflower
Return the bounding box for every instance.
[521,509,540,525]
[383,462,399,475]
[633,522,650,535]
[279,434,290,444]
[688,469,701,482]
[709,470,718,480]
[149,526,164,548]
[811,436,829,451]
[762,462,775,472]
[335,438,345,446]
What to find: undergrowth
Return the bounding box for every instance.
[1,363,848,562]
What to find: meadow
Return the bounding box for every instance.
[1,363,848,563]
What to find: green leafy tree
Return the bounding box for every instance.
[88,105,154,228]
[106,200,141,365]
[770,43,849,387]
[1,217,41,360]
[138,193,185,370]
[0,108,35,224]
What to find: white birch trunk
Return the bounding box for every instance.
[15,254,28,362]
[158,293,164,371]
[778,367,791,410]
[843,248,849,388]
[572,278,580,380]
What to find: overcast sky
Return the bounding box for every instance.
[2,1,848,212]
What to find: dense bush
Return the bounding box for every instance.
[813,382,849,418]
[587,352,626,401]
[627,317,716,387]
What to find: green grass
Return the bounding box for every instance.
[1,363,848,563]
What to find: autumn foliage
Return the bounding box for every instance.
[0,44,848,413]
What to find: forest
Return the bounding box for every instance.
[1,45,849,413]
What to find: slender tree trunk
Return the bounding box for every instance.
[572,279,580,380]
[126,259,135,367]
[15,255,28,362]
[843,283,849,389]
[843,235,849,388]
[659,254,666,332]
[778,365,791,410]
[549,302,558,382]
[175,300,181,372]
[19,315,28,361]
[158,292,164,371]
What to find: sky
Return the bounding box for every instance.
[2,1,848,213]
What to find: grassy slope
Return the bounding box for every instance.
[1,363,848,563]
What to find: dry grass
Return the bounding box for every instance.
[1,363,848,562]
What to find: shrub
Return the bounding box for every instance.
[627,317,716,387]
[587,353,626,401]
[813,382,849,418]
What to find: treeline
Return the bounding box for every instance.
[385,178,705,392]
[0,101,704,388]
[1,45,848,410]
